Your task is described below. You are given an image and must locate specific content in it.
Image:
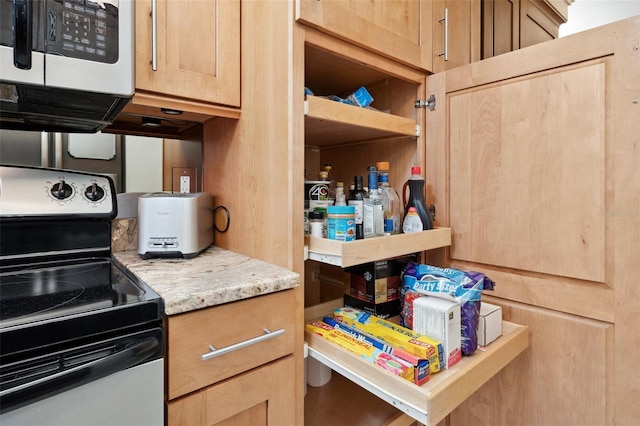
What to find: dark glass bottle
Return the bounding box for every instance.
[347,175,368,239]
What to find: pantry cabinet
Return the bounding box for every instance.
[200,0,639,424]
[425,17,639,425]
[115,0,240,133]
[432,0,481,73]
[166,290,296,425]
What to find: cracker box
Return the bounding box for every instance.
[344,255,416,318]
[322,316,430,385]
[332,306,444,373]
[305,320,417,384]
[412,296,462,369]
[478,302,503,346]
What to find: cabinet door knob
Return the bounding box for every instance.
[201,328,285,361]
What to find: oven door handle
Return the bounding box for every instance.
[0,336,160,414]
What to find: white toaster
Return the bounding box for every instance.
[137,192,214,259]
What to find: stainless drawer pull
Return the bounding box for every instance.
[438,8,449,61]
[201,328,285,361]
[151,0,157,71]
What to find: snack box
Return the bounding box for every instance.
[322,316,430,385]
[305,321,417,384]
[412,296,462,369]
[478,302,503,346]
[332,306,444,373]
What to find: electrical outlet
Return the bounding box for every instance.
[172,167,197,193]
[180,176,190,193]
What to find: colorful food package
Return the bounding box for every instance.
[401,263,495,356]
[305,320,418,384]
[322,316,430,385]
[332,306,443,373]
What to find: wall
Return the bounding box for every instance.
[559,0,640,36]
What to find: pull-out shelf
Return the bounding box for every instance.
[305,227,451,268]
[305,301,529,426]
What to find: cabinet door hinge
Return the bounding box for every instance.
[415,94,436,111]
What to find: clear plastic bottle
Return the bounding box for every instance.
[334,181,347,206]
[402,166,433,230]
[402,207,423,233]
[376,161,402,235]
[363,166,384,238]
[348,176,367,239]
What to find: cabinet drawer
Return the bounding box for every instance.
[167,290,295,400]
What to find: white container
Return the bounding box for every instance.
[478,302,503,346]
[306,354,332,387]
[413,296,462,369]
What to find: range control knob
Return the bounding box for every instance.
[51,180,73,200]
[84,183,105,202]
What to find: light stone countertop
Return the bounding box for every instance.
[113,246,300,316]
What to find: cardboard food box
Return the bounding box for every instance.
[412,296,462,369]
[322,316,430,385]
[477,302,503,346]
[305,320,418,384]
[333,306,444,373]
[344,255,416,319]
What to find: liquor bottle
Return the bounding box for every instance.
[376,161,402,234]
[334,181,347,206]
[363,166,384,238]
[323,163,337,202]
[348,176,367,239]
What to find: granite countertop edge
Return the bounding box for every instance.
[112,246,300,316]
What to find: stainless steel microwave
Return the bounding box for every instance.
[0,0,134,133]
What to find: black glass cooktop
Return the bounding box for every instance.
[0,257,163,358]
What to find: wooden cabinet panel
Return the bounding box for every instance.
[427,17,640,424]
[520,0,562,48]
[167,356,295,426]
[166,290,295,399]
[482,0,519,57]
[449,298,613,426]
[296,0,433,71]
[134,0,240,107]
[448,61,606,282]
[432,0,481,73]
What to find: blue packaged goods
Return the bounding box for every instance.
[327,205,356,241]
[401,263,495,356]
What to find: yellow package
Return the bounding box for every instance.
[332,306,444,373]
[305,321,417,383]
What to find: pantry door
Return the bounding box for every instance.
[425,17,639,426]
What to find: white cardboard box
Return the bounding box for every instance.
[412,296,462,369]
[478,302,503,346]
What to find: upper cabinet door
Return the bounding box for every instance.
[135,0,240,107]
[296,0,433,72]
[431,0,481,73]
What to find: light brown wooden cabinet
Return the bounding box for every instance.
[425,17,639,425]
[199,1,640,424]
[165,290,296,426]
[432,0,481,73]
[482,0,573,58]
[296,0,434,71]
[108,0,241,136]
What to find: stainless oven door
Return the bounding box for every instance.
[0,329,163,426]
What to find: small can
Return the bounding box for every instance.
[327,205,356,241]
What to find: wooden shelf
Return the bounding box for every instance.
[305,317,529,426]
[304,227,451,268]
[304,96,419,147]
